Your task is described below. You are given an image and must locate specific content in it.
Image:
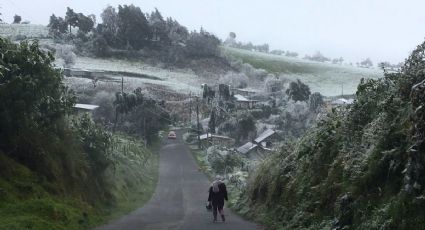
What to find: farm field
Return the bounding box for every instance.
[66,56,204,96]
[0,24,49,38]
[223,46,383,96]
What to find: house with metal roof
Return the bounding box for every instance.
[254,129,276,148]
[236,129,277,155]
[74,104,99,111]
[331,98,354,105]
[234,94,259,109]
[200,133,235,147]
[73,103,99,116]
[237,142,258,154]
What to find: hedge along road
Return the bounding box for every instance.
[94,129,262,230]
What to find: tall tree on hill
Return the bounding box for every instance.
[48,14,68,37]
[117,4,151,50]
[65,7,79,34]
[165,17,189,45]
[224,32,237,46]
[186,28,220,58]
[101,6,119,34]
[149,8,167,43]
[13,15,22,24]
[100,6,119,47]
[76,13,94,34]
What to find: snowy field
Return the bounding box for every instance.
[69,57,203,95]
[0,24,49,38]
[223,47,383,96]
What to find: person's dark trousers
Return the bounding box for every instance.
[212,203,225,221]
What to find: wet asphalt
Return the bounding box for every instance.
[94,130,262,230]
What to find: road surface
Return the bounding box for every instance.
[94,130,262,230]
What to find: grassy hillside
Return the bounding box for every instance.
[0,134,159,230]
[232,41,425,229]
[223,47,383,96]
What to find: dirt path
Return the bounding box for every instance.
[94,130,262,230]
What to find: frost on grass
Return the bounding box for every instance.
[72,57,202,93]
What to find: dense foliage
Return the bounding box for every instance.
[0,39,75,169]
[286,79,311,102]
[0,38,158,228]
[234,40,425,229]
[91,88,171,143]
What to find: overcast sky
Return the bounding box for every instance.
[1,0,425,64]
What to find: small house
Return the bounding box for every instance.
[254,129,277,148]
[232,88,258,97]
[73,103,99,116]
[331,98,354,105]
[236,129,277,159]
[234,94,258,109]
[237,142,258,155]
[200,133,235,147]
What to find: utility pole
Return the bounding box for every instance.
[196,97,201,149]
[189,91,192,124]
[143,117,147,146]
[341,83,344,97]
[121,77,124,94]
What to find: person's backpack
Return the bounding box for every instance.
[212,181,220,193]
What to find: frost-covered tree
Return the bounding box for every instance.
[285,51,298,57]
[76,13,94,34]
[265,76,285,93]
[286,79,311,102]
[148,8,167,42]
[309,92,324,112]
[57,46,76,68]
[65,7,79,34]
[208,110,216,133]
[360,58,373,68]
[101,6,119,35]
[219,72,248,89]
[117,4,151,50]
[186,28,220,58]
[48,14,68,37]
[13,15,21,24]
[165,17,189,45]
[305,51,330,62]
[270,50,284,55]
[224,32,237,46]
[235,113,256,143]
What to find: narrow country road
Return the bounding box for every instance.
[94,130,262,230]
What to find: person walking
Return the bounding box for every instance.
[208,175,228,222]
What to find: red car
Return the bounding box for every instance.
[168,131,177,139]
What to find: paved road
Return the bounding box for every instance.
[94,130,262,230]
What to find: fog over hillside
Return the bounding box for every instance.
[2,0,425,63]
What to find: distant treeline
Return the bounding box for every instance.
[48,5,221,64]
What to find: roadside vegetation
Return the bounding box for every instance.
[0,38,159,229]
[231,39,425,229]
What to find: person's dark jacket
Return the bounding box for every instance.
[208,181,228,205]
